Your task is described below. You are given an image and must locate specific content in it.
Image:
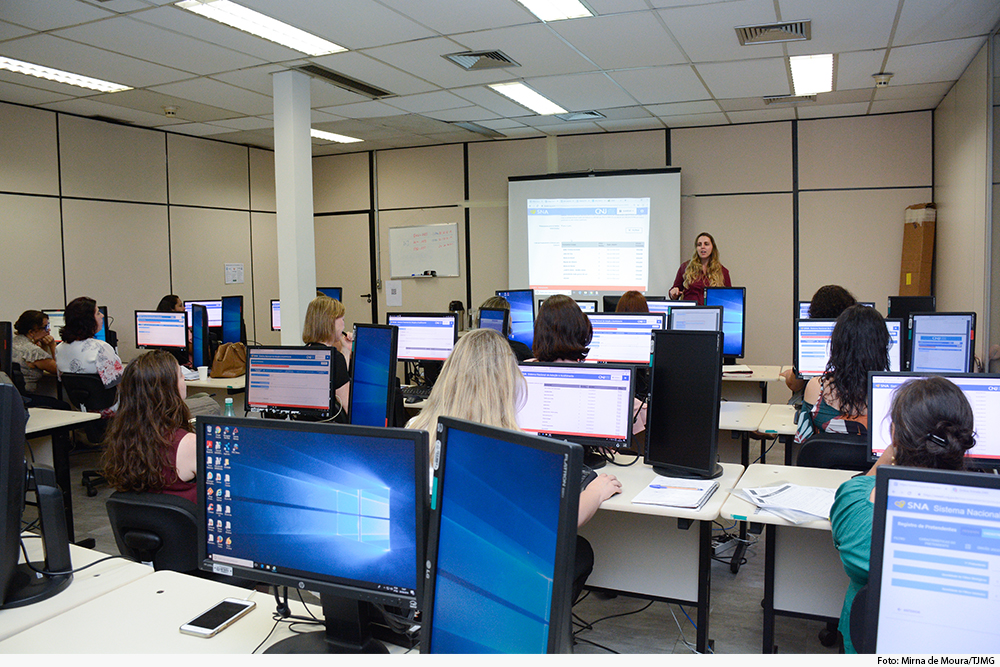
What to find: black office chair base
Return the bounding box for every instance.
[82,471,106,497]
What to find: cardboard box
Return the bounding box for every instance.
[899,203,935,296]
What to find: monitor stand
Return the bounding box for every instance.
[583,448,607,470]
[722,356,737,366]
[265,594,389,654]
[651,463,724,480]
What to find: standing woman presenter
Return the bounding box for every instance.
[668,232,732,305]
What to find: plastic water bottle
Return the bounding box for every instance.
[224,397,235,417]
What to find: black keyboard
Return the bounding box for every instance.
[400,385,431,399]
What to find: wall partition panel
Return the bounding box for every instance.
[0,102,58,196]
[167,133,249,210]
[250,211,279,346]
[315,213,374,325]
[555,130,666,173]
[671,122,792,196]
[250,147,276,213]
[377,144,463,210]
[61,199,170,360]
[313,152,370,214]
[0,194,64,319]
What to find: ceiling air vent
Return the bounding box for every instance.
[555,110,605,121]
[452,122,505,138]
[763,95,816,105]
[444,50,520,71]
[293,64,392,98]
[736,20,811,46]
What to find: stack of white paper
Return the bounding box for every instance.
[730,483,835,524]
[632,476,719,510]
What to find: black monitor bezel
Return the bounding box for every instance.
[0,322,11,377]
[704,286,747,360]
[887,295,936,320]
[667,305,723,331]
[196,416,428,609]
[516,361,636,450]
[245,344,335,418]
[584,312,665,365]
[422,416,580,654]
[907,311,977,374]
[385,311,458,362]
[348,324,399,428]
[190,304,211,369]
[134,309,188,350]
[477,307,510,337]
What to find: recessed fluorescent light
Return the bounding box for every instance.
[790,54,833,96]
[515,0,594,21]
[311,129,362,144]
[176,0,345,56]
[0,56,132,93]
[489,82,566,115]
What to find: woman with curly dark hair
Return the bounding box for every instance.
[102,350,196,503]
[794,304,890,443]
[55,296,123,391]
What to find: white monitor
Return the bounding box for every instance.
[134,310,187,349]
[668,306,722,332]
[585,313,664,364]
[516,362,634,450]
[386,313,457,362]
[909,312,976,374]
[184,300,222,328]
[246,346,334,416]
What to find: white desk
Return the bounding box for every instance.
[719,464,855,653]
[0,538,151,642]
[757,403,798,465]
[186,375,246,413]
[721,364,784,403]
[579,461,744,653]
[25,408,102,542]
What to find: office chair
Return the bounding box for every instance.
[60,372,118,496]
[795,431,870,472]
[9,362,27,396]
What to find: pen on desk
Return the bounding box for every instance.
[649,484,694,490]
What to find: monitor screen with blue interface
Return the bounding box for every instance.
[424,418,578,654]
[386,313,456,362]
[44,310,65,344]
[704,287,746,358]
[478,308,508,336]
[909,312,976,374]
[869,468,1000,653]
[797,319,902,378]
[798,300,875,319]
[497,289,534,349]
[198,417,424,609]
[668,306,722,332]
[317,287,342,302]
[221,295,243,345]
[184,300,222,328]
[867,372,1000,465]
[95,305,107,342]
[191,305,210,369]
[270,300,280,331]
[585,313,664,364]
[516,363,634,449]
[349,325,397,428]
[538,298,596,313]
[647,300,695,315]
[246,346,333,416]
[135,310,187,349]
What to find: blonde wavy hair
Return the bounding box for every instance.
[407,329,525,443]
[682,232,726,289]
[302,296,345,351]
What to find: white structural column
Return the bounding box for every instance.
[272,69,316,345]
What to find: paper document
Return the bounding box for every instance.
[182,367,200,381]
[722,364,753,375]
[632,475,719,509]
[730,483,835,524]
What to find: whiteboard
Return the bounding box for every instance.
[388,223,460,278]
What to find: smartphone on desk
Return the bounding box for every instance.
[179,598,256,638]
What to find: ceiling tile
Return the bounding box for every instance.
[209,65,285,97]
[837,49,889,91]
[362,36,510,89]
[0,20,33,41]
[696,57,789,99]
[874,81,954,101]
[309,52,437,97]
[661,112,729,128]
[91,88,245,122]
[0,69,98,100]
[208,116,274,131]
[423,106,501,122]
[596,117,666,132]
[318,100,409,119]
[149,78,274,115]
[527,72,638,111]
[781,0,896,55]
[656,0,782,63]
[0,79,73,106]
[550,11,687,70]
[376,0,534,34]
[451,85,537,117]
[894,0,1000,46]
[869,96,943,115]
[647,100,721,116]
[885,37,988,87]
[450,23,596,79]
[166,122,235,137]
[384,90,472,113]
[588,0,650,13]
[608,65,709,105]
[39,95,188,126]
[796,102,872,119]
[2,1,113,30]
[727,107,796,123]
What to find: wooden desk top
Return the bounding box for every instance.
[25,408,101,437]
[719,463,856,531]
[185,375,246,391]
[721,364,783,382]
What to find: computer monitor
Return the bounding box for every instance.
[386,313,457,362]
[348,325,398,428]
[647,300,696,315]
[516,362,635,459]
[317,287,343,302]
[887,295,936,320]
[0,322,11,377]
[645,329,724,479]
[245,346,334,419]
[585,313,665,364]
[270,300,280,331]
[134,310,187,349]
[220,295,244,345]
[908,312,976,373]
[704,286,746,361]
[667,306,722,332]
[477,307,509,336]
[43,310,65,344]
[95,305,108,343]
[795,318,902,379]
[191,304,211,369]
[496,289,535,349]
[197,416,427,653]
[422,416,579,654]
[184,300,222,328]
[539,298,596,314]
[798,300,875,319]
[602,295,621,313]
[867,372,1000,467]
[867,466,1000,653]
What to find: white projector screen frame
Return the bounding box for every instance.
[508,169,681,304]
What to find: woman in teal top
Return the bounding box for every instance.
[830,376,976,653]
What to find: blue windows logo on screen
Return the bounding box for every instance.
[335,485,391,550]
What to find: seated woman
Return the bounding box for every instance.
[407,328,622,601]
[55,296,124,414]
[11,310,69,410]
[101,350,197,503]
[301,295,352,422]
[157,294,191,367]
[831,376,976,653]
[794,304,890,444]
[615,290,649,313]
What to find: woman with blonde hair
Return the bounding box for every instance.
[668,232,732,305]
[102,350,196,502]
[302,295,352,420]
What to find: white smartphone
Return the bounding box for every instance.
[179,598,256,638]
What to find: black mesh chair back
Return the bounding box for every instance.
[795,431,870,471]
[106,491,199,572]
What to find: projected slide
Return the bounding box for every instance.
[527,198,650,291]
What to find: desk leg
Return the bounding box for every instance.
[51,430,75,544]
[759,380,767,404]
[763,525,776,653]
[696,520,711,653]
